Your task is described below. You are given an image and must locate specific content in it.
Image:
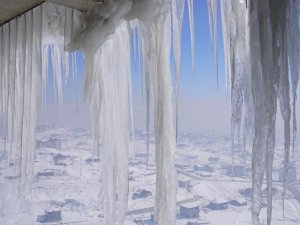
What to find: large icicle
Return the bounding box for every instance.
[270,1,291,220]
[221,1,299,225]
[221,0,253,176]
[85,22,131,225]
[248,2,277,224]
[171,0,185,141]
[0,2,79,199]
[141,2,177,224]
[287,0,300,152]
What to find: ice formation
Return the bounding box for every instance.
[172,0,185,142]
[0,4,74,198]
[187,0,195,77]
[0,0,299,225]
[207,0,219,86]
[86,22,131,224]
[221,1,300,225]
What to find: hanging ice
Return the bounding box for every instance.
[171,0,185,142]
[75,0,176,224]
[141,6,177,225]
[221,1,300,225]
[187,0,195,77]
[207,0,219,86]
[0,1,299,225]
[85,22,131,225]
[0,2,78,199]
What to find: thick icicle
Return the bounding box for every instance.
[221,1,299,225]
[287,0,300,152]
[141,3,177,224]
[85,22,131,225]
[221,0,252,175]
[171,0,185,141]
[0,2,79,199]
[248,2,277,223]
[270,1,291,220]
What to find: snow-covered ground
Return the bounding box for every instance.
[0,127,300,225]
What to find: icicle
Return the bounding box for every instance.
[128,61,135,158]
[221,1,293,225]
[85,22,131,225]
[287,0,300,152]
[41,45,50,124]
[172,0,185,142]
[207,0,219,87]
[0,2,78,199]
[271,2,291,222]
[142,4,177,224]
[139,23,152,169]
[63,7,74,86]
[221,0,250,176]
[187,0,195,76]
[16,5,43,198]
[137,25,145,104]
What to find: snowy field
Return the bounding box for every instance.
[0,127,300,225]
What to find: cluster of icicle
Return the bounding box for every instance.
[0,0,299,225]
[0,0,179,224]
[0,3,78,198]
[221,0,300,225]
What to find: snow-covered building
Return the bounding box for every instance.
[179,202,200,218]
[208,156,220,162]
[289,183,300,201]
[205,201,228,211]
[279,165,297,183]
[194,164,214,173]
[178,179,193,189]
[36,138,62,149]
[35,124,53,133]
[132,189,152,200]
[223,165,247,177]
[227,199,247,207]
[37,210,61,223]
[233,165,246,177]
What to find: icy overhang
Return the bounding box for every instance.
[0,0,106,25]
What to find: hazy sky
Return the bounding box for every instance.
[42,1,300,138]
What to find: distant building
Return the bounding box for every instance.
[194,164,214,173]
[37,210,61,223]
[36,138,62,149]
[205,201,228,211]
[35,124,50,133]
[175,163,190,169]
[224,165,246,177]
[35,169,66,180]
[227,199,247,207]
[53,153,71,166]
[132,189,152,200]
[178,179,193,189]
[179,202,200,218]
[176,143,189,149]
[289,183,300,201]
[233,165,246,177]
[208,156,220,162]
[186,222,202,225]
[279,165,297,183]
